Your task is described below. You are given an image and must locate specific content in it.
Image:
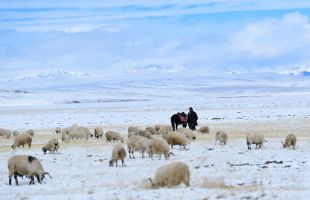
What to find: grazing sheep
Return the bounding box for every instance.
[149,162,190,188]
[55,127,61,134]
[198,126,210,134]
[0,128,12,139]
[146,127,157,135]
[158,125,172,140]
[154,125,161,132]
[27,129,34,136]
[128,126,139,134]
[167,131,188,149]
[62,125,92,141]
[13,130,19,137]
[147,137,171,160]
[94,126,104,139]
[177,128,196,140]
[109,144,126,167]
[12,133,32,149]
[8,155,52,185]
[246,132,265,150]
[282,134,297,149]
[215,131,228,145]
[127,135,148,159]
[106,131,124,143]
[128,129,153,139]
[42,138,60,154]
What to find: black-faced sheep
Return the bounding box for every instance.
[282,133,297,149]
[8,155,52,185]
[42,138,60,154]
[149,162,190,188]
[215,131,228,145]
[109,144,126,167]
[12,133,32,149]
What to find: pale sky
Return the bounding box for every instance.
[1,0,310,76]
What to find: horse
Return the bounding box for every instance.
[171,112,187,131]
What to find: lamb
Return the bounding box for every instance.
[8,155,52,185]
[27,129,35,136]
[198,126,210,134]
[55,127,61,134]
[146,127,157,135]
[246,132,266,150]
[106,131,124,143]
[147,137,171,160]
[149,162,190,188]
[127,135,148,159]
[13,130,19,137]
[282,133,297,149]
[167,131,188,149]
[42,138,60,154]
[12,133,32,149]
[109,144,126,167]
[177,128,196,140]
[215,131,228,145]
[0,128,12,139]
[94,126,104,139]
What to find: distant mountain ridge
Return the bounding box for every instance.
[123,64,189,73]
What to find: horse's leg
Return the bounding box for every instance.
[171,116,176,131]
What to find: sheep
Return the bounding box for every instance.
[109,144,126,167]
[61,128,70,143]
[246,132,265,150]
[55,127,61,134]
[282,134,297,149]
[146,127,157,135]
[198,126,210,134]
[8,155,52,185]
[42,138,60,154]
[147,137,171,160]
[106,131,124,143]
[177,128,196,140]
[0,128,12,139]
[154,125,161,132]
[26,129,34,136]
[12,133,32,149]
[94,126,104,139]
[215,131,228,145]
[149,162,190,188]
[158,125,172,140]
[13,130,19,137]
[167,131,188,149]
[127,135,148,159]
[128,126,139,134]
[62,124,92,141]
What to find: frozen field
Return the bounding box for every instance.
[0,119,310,200]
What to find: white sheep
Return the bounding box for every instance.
[0,128,12,139]
[246,132,266,150]
[128,126,139,134]
[55,127,61,134]
[147,137,171,160]
[149,162,190,188]
[42,138,60,154]
[198,126,210,134]
[127,135,148,159]
[61,128,70,143]
[177,128,196,140]
[8,155,52,185]
[158,125,172,140]
[282,133,297,149]
[12,133,32,149]
[106,131,124,143]
[167,131,188,149]
[146,127,157,135]
[94,126,104,139]
[215,131,228,145]
[62,124,92,141]
[13,130,19,137]
[109,144,126,167]
[27,129,35,136]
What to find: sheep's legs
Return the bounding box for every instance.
[122,159,125,167]
[9,175,12,185]
[14,174,19,185]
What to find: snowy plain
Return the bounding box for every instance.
[0,71,310,199]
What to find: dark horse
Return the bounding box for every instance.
[171,112,187,131]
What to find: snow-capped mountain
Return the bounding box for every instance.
[123,64,190,73]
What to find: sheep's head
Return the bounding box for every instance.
[281,142,287,148]
[38,172,52,183]
[42,147,47,154]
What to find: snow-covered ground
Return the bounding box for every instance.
[0,120,309,200]
[0,72,310,199]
